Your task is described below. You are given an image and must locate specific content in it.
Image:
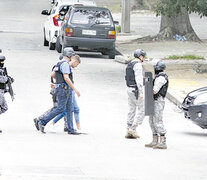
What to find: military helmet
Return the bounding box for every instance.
[154,61,166,71]
[62,47,75,57]
[134,49,146,58]
[0,55,6,62]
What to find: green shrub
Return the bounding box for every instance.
[165,55,205,60]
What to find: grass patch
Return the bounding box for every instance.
[115,25,121,33]
[165,54,205,60]
[107,5,121,13]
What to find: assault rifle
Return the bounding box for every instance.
[4,67,15,101]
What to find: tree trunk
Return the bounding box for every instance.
[154,8,200,41]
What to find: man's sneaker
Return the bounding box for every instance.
[128,128,140,139]
[0,130,2,133]
[68,130,81,135]
[34,118,39,131]
[38,121,45,134]
[64,127,68,132]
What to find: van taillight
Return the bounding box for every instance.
[53,15,59,27]
[65,28,73,36]
[108,31,116,39]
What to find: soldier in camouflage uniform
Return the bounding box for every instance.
[145,60,168,149]
[125,49,146,139]
[0,55,9,133]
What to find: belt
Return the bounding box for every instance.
[59,84,69,89]
[127,86,138,89]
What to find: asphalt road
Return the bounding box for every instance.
[0,0,207,180]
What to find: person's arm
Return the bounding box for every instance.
[153,76,167,94]
[51,71,56,79]
[63,74,80,97]
[0,70,8,83]
[133,63,143,99]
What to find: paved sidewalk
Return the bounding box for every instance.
[115,34,207,108]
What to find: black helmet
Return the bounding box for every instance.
[134,49,146,58]
[154,61,166,71]
[62,47,75,57]
[0,55,6,61]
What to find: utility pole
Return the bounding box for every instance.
[121,0,130,33]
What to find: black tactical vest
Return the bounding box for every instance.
[125,61,138,87]
[153,73,168,100]
[0,68,6,90]
[54,60,73,84]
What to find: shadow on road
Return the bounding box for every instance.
[73,48,122,59]
[182,131,207,137]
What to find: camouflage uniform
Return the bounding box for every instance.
[145,71,168,149]
[149,72,167,135]
[127,60,145,135]
[0,68,8,114]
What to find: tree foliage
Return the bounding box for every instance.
[155,0,207,17]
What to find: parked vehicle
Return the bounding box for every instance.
[41,0,96,50]
[56,6,118,59]
[182,87,207,129]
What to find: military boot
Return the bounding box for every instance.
[145,135,159,148]
[153,135,167,149]
[0,129,2,133]
[128,128,140,139]
[125,131,134,139]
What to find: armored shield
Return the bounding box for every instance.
[144,72,154,116]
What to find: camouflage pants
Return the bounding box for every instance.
[127,88,144,130]
[0,91,8,114]
[149,97,166,135]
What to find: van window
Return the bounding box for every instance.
[71,9,111,25]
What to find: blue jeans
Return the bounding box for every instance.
[39,85,75,133]
[53,91,80,124]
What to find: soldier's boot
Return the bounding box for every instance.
[125,127,132,138]
[125,131,134,139]
[145,134,159,148]
[153,135,167,149]
[0,129,2,133]
[128,128,140,139]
